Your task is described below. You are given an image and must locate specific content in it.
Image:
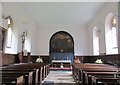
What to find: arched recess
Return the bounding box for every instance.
[49,31,74,64]
[93,26,100,55]
[105,13,118,54]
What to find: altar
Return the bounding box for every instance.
[52,60,71,67]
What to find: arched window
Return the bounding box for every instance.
[105,13,118,54]
[6,16,13,48]
[111,17,117,48]
[24,30,30,53]
[93,27,100,55]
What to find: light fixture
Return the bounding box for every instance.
[112,16,117,27]
[94,27,100,32]
[6,16,13,27]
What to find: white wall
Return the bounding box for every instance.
[2,2,37,54]
[118,2,120,54]
[0,1,2,26]
[88,2,118,55]
[2,2,118,55]
[35,24,89,55]
[28,19,37,55]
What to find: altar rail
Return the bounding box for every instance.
[52,60,71,67]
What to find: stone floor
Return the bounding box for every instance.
[42,71,77,85]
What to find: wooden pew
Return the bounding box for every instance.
[103,81,120,85]
[1,69,34,85]
[84,71,117,85]
[2,63,50,85]
[91,75,119,85]
[72,63,118,85]
[2,66,37,85]
[1,75,24,85]
[72,63,114,79]
[39,66,43,85]
[80,67,117,85]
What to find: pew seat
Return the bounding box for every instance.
[91,75,119,85]
[1,63,50,85]
[72,63,119,85]
[1,76,24,85]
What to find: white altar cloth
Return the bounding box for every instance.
[52,60,71,63]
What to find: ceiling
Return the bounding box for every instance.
[20,2,104,26]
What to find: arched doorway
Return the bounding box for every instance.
[49,31,74,64]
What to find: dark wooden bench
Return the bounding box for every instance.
[103,81,120,85]
[72,63,118,85]
[2,68,39,84]
[91,75,119,85]
[1,63,50,85]
[1,69,35,85]
[84,71,117,85]
[1,75,24,85]
[80,68,117,85]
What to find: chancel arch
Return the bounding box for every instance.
[49,31,74,64]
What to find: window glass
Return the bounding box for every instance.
[93,27,99,55]
[111,27,117,48]
[6,27,12,48]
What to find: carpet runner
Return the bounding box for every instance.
[42,71,77,85]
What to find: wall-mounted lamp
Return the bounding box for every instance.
[94,27,100,32]
[5,16,13,27]
[112,16,117,27]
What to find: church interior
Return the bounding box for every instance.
[0,1,120,85]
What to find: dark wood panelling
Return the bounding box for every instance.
[40,55,49,63]
[0,27,2,50]
[31,55,49,63]
[75,54,119,67]
[16,52,32,63]
[2,53,16,66]
[0,51,2,66]
[0,27,7,51]
[1,52,120,67]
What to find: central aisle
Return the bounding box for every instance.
[42,71,77,85]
